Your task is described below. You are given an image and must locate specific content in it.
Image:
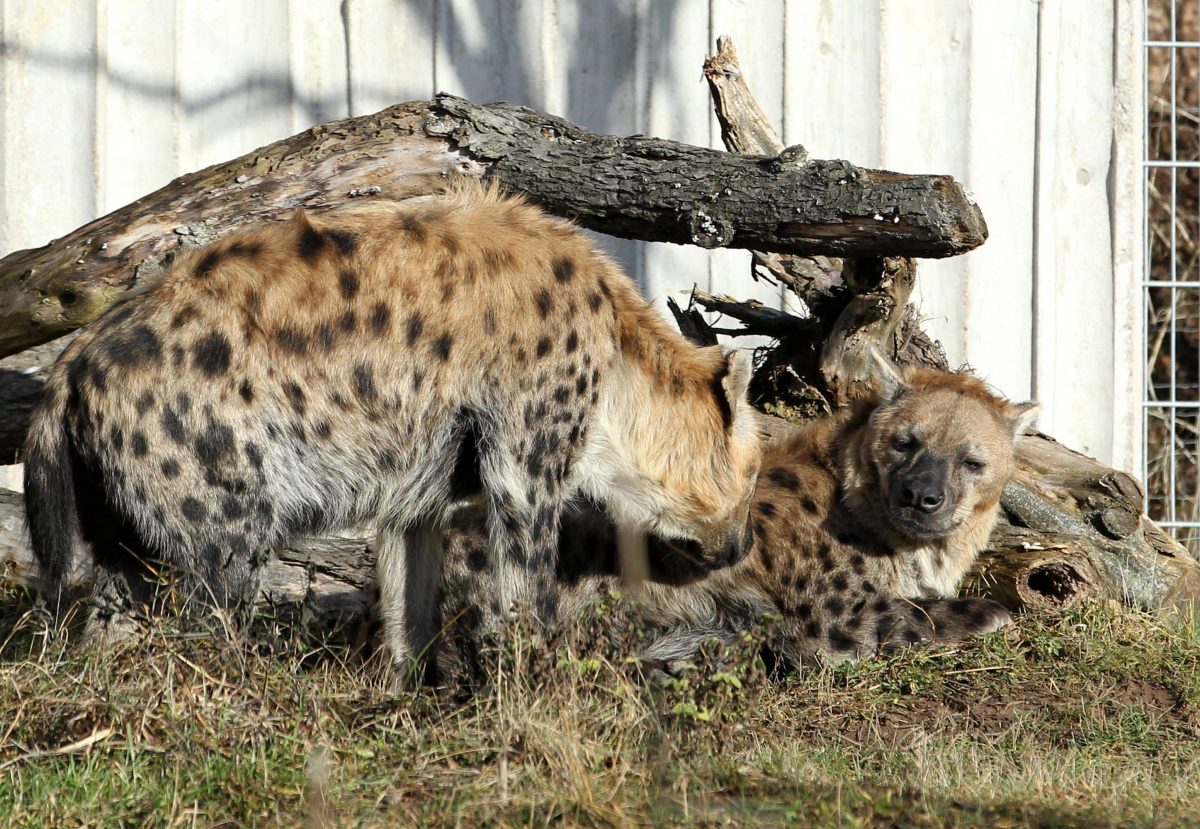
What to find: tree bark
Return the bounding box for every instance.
[0,94,986,360]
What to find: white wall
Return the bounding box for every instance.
[0,0,1143,470]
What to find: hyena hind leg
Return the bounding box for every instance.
[375,519,444,686]
[877,596,1014,654]
[82,539,162,647]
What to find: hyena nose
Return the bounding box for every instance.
[900,482,945,514]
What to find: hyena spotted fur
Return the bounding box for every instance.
[435,360,1036,680]
[23,182,761,674]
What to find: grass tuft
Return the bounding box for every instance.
[2,577,1198,827]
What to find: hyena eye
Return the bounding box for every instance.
[892,435,916,452]
[963,458,986,472]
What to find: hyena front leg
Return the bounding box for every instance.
[876,596,1013,653]
[376,519,443,685]
[478,440,567,644]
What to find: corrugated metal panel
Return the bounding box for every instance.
[0,0,1141,472]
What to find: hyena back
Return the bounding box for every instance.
[437,361,1035,678]
[23,183,760,671]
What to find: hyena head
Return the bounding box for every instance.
[601,347,760,569]
[846,357,1039,545]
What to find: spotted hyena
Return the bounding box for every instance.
[436,359,1036,680]
[23,183,761,674]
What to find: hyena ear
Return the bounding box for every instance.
[867,346,907,401]
[717,349,754,428]
[1008,401,1040,441]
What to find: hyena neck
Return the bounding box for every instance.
[577,327,728,529]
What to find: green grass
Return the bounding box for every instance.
[1,576,1198,828]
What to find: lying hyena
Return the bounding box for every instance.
[23,183,760,674]
[436,359,1036,679]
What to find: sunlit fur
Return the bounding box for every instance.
[23,181,759,673]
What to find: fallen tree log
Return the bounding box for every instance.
[0,94,986,360]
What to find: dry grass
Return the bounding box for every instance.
[2,572,1199,828]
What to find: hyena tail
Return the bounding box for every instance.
[22,388,80,616]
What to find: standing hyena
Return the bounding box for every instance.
[436,359,1036,679]
[23,183,761,673]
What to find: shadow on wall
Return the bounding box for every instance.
[1,0,704,284]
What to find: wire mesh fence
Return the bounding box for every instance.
[1146,1,1200,550]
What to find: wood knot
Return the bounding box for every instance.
[686,209,734,249]
[1094,507,1141,540]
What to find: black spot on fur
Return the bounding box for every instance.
[170,306,197,329]
[227,240,263,259]
[194,421,235,469]
[801,498,818,514]
[338,268,360,299]
[275,327,309,355]
[757,501,777,518]
[339,310,356,332]
[412,370,424,391]
[484,309,497,335]
[161,458,180,478]
[106,325,162,368]
[192,332,232,377]
[588,292,603,312]
[181,497,206,523]
[768,467,800,490]
[353,364,376,399]
[162,407,187,445]
[398,213,427,241]
[536,337,552,359]
[824,597,845,615]
[284,381,306,416]
[221,496,246,520]
[314,419,332,440]
[552,257,575,283]
[131,431,148,457]
[565,330,579,354]
[369,302,392,335]
[535,289,553,318]
[245,442,263,471]
[433,334,453,361]
[108,427,124,452]
[297,223,326,261]
[195,248,223,278]
[406,313,424,346]
[831,574,848,593]
[466,545,488,572]
[325,229,357,255]
[135,391,155,415]
[239,380,254,403]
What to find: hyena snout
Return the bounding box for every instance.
[890,456,957,534]
[695,508,755,570]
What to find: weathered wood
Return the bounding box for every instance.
[0,93,988,360]
[971,433,1200,614]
